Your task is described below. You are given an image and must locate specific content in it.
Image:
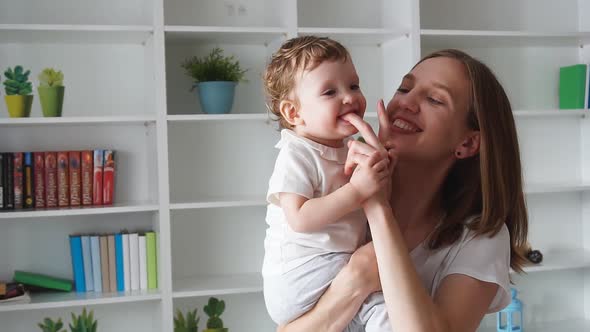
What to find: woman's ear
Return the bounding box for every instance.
[454,131,480,159]
[279,100,303,127]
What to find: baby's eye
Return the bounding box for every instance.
[322,89,336,96]
[351,84,360,91]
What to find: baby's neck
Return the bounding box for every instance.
[292,128,345,148]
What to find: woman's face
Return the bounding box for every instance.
[381,57,473,163]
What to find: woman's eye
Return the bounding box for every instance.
[428,96,444,105]
[351,84,360,91]
[396,87,409,93]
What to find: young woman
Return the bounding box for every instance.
[278,49,529,332]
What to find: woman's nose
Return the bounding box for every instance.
[398,92,419,113]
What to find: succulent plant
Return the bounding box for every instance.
[203,297,225,329]
[174,308,200,332]
[69,308,97,332]
[38,317,66,332]
[3,65,33,95]
[38,68,64,87]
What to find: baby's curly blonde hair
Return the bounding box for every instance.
[263,36,350,129]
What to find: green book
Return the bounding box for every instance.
[559,64,588,109]
[146,232,158,290]
[13,270,73,292]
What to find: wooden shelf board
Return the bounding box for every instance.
[165,26,286,44]
[173,273,262,299]
[0,24,153,44]
[0,202,159,219]
[0,115,157,127]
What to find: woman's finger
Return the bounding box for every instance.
[372,158,389,172]
[342,113,383,153]
[345,152,370,174]
[377,99,392,141]
[345,140,376,175]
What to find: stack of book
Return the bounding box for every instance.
[0,149,115,210]
[559,64,590,109]
[69,232,158,293]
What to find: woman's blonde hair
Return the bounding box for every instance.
[421,49,529,273]
[263,36,350,129]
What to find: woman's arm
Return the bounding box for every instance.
[363,199,498,332]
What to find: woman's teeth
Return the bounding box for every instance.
[393,119,419,132]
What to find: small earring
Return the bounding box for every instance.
[455,151,462,157]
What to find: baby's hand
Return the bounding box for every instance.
[348,147,390,202]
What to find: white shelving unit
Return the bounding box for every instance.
[1,0,589,331]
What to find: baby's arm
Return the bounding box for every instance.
[281,151,389,233]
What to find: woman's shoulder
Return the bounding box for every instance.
[459,216,510,250]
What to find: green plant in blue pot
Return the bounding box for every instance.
[38,68,65,117]
[181,48,247,114]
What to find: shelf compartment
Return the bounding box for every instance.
[0,24,153,44]
[298,27,408,45]
[167,114,269,122]
[519,249,590,273]
[171,196,266,210]
[0,115,157,127]
[421,29,590,47]
[165,26,287,45]
[0,202,159,219]
[525,182,590,195]
[0,290,161,313]
[173,273,262,298]
[479,319,590,332]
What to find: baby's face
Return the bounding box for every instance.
[292,58,366,148]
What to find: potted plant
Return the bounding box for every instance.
[38,67,65,117]
[181,48,247,114]
[3,65,33,117]
[37,308,97,332]
[202,297,228,332]
[174,308,200,332]
[38,318,65,332]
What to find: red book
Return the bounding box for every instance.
[44,152,58,208]
[57,152,69,207]
[33,152,45,208]
[93,150,103,205]
[103,150,115,205]
[13,153,23,209]
[69,151,81,206]
[81,151,93,206]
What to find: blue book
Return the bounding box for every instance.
[81,235,94,292]
[115,233,125,292]
[90,235,103,292]
[69,235,86,292]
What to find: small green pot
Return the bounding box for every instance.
[38,86,65,117]
[5,95,33,118]
[203,329,228,332]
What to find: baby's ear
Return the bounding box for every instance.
[279,100,303,126]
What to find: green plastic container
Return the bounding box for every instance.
[38,86,65,117]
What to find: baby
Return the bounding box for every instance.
[262,36,391,331]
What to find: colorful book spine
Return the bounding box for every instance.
[90,235,102,292]
[13,153,23,209]
[115,233,124,292]
[93,150,104,205]
[23,152,34,209]
[559,64,588,109]
[129,233,140,291]
[81,235,94,292]
[13,270,72,292]
[69,151,81,206]
[103,150,115,205]
[99,235,109,292]
[33,152,45,208]
[44,152,58,208]
[122,233,131,291]
[57,152,69,207]
[107,234,117,292]
[138,234,147,291]
[4,153,14,209]
[0,153,4,209]
[146,232,157,289]
[81,151,93,206]
[69,235,86,293]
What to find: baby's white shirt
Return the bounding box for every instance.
[262,129,366,276]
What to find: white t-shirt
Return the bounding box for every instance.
[411,219,511,313]
[263,129,367,276]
